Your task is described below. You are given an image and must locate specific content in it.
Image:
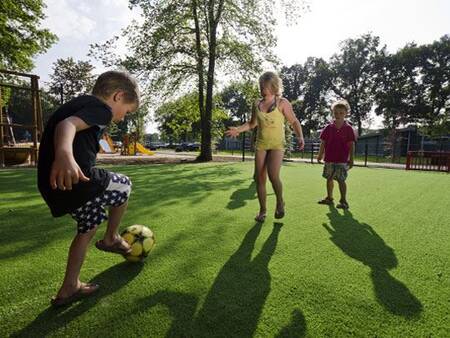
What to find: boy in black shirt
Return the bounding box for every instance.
[38,71,139,306]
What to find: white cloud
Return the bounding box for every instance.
[42,0,96,40]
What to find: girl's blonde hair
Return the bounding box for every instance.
[259,71,283,97]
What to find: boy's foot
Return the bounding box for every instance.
[95,237,132,255]
[255,211,267,222]
[318,197,334,205]
[51,282,99,307]
[274,202,285,219]
[336,200,349,209]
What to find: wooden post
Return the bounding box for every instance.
[31,76,39,166]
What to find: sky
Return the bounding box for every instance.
[33,0,450,132]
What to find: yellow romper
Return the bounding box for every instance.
[255,102,286,150]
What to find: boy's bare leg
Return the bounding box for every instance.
[56,229,98,298]
[267,150,285,211]
[327,178,334,199]
[255,150,268,216]
[103,202,130,248]
[338,181,347,202]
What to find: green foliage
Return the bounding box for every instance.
[0,0,57,71]
[374,35,450,134]
[155,92,227,142]
[282,57,332,136]
[47,58,95,103]
[417,35,450,129]
[220,81,259,123]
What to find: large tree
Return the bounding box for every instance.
[329,33,386,135]
[0,0,57,71]
[417,35,450,133]
[91,0,307,161]
[373,44,423,130]
[48,58,95,103]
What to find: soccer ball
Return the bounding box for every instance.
[121,225,155,262]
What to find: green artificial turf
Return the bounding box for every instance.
[0,162,449,337]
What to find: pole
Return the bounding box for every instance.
[242,132,245,162]
[364,142,368,167]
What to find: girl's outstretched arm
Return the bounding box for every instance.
[225,100,258,138]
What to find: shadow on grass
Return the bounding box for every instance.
[13,261,143,338]
[275,309,307,338]
[135,222,294,337]
[226,180,257,210]
[323,206,422,318]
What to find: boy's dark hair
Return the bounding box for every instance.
[92,71,139,106]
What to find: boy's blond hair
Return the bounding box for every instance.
[259,71,283,97]
[331,99,351,112]
[92,71,140,106]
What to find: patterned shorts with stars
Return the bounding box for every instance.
[71,173,132,234]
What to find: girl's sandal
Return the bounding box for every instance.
[274,202,285,219]
[255,212,267,222]
[318,197,334,205]
[336,200,349,209]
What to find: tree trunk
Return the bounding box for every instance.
[192,0,207,161]
[197,1,221,162]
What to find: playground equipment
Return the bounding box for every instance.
[128,142,155,155]
[0,69,43,167]
[99,133,116,153]
[122,133,155,156]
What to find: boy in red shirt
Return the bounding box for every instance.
[317,100,357,209]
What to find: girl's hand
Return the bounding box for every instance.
[297,137,305,151]
[225,127,240,138]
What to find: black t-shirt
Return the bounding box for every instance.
[38,95,113,217]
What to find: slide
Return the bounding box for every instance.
[129,142,155,156]
[99,139,114,153]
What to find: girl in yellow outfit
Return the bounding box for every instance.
[226,72,305,222]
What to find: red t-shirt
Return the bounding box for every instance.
[320,121,357,163]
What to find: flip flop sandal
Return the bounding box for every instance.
[95,239,132,255]
[51,283,99,307]
[255,212,267,222]
[318,197,334,205]
[336,201,349,209]
[274,202,285,219]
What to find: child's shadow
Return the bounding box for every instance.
[226,181,256,210]
[136,222,294,337]
[323,206,422,318]
[13,261,143,337]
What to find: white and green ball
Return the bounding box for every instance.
[121,225,155,262]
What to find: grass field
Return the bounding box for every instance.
[0,162,449,337]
